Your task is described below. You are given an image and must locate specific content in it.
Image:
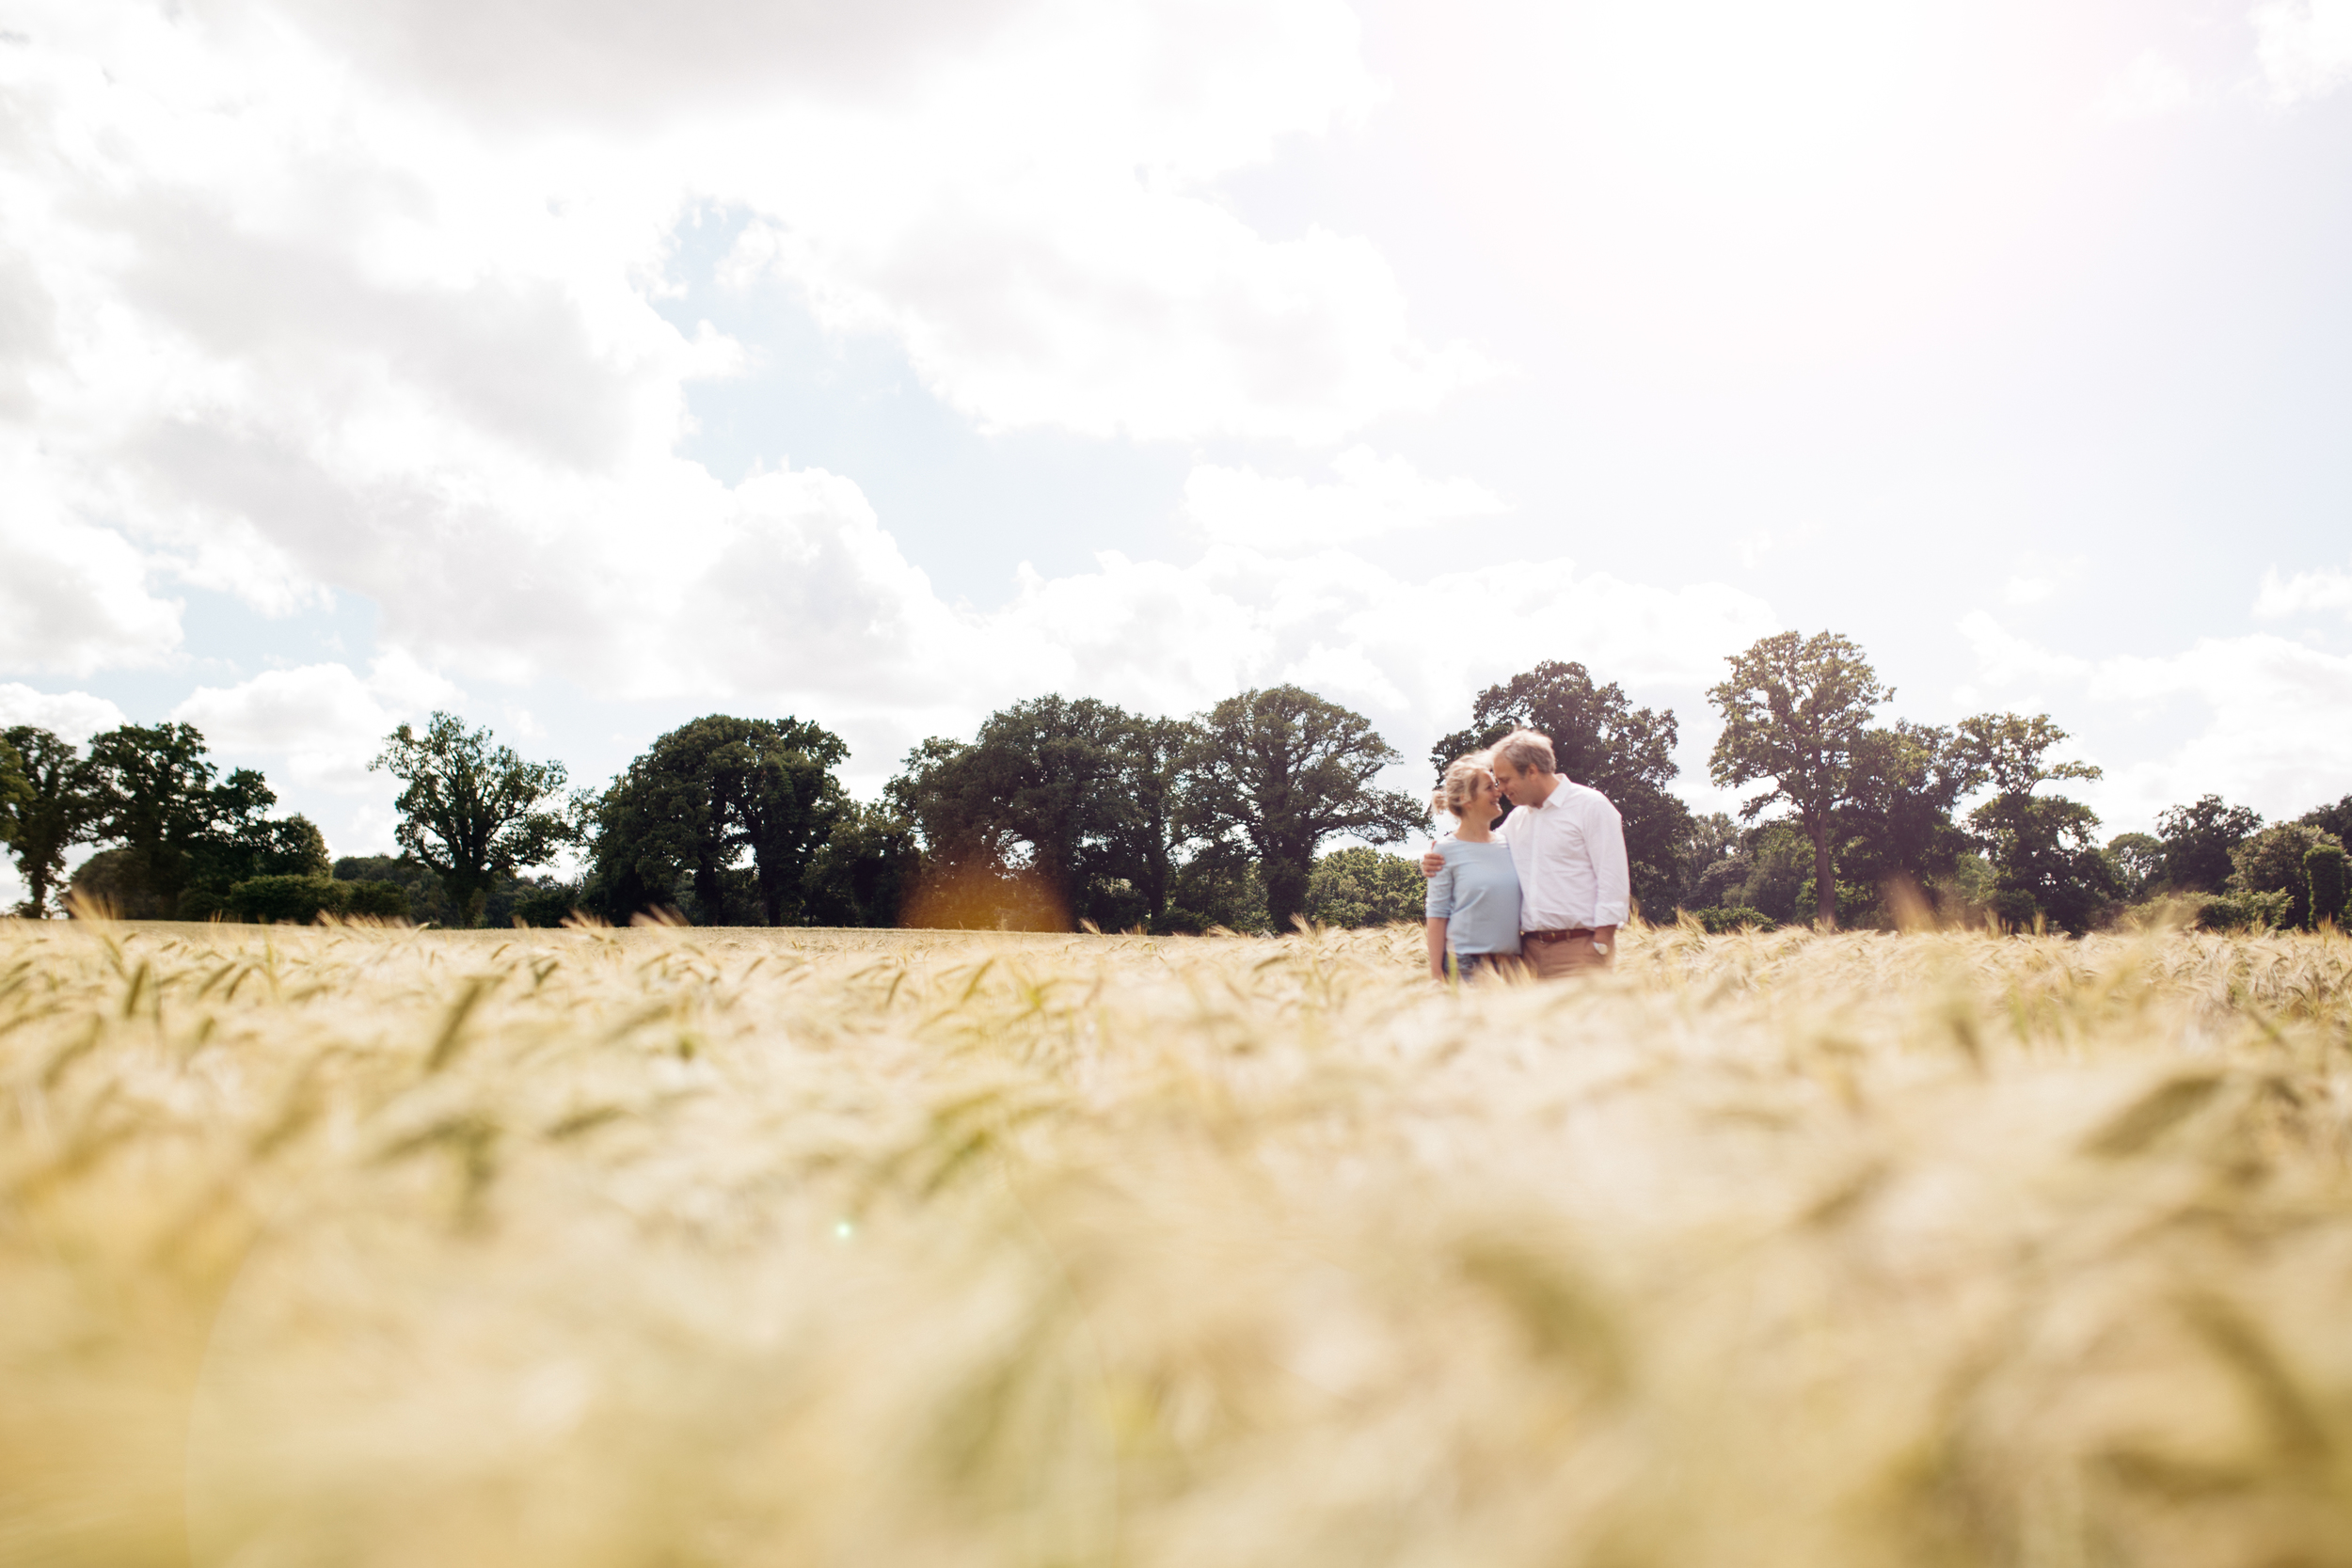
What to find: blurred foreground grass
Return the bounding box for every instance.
[5,916,2352,1567]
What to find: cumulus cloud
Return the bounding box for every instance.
[1183,448,1507,553]
[0,684,130,741]
[2254,562,2352,620]
[0,449,183,674]
[1954,611,2352,827]
[0,0,1482,696]
[171,652,463,791]
[2252,0,2352,102]
[970,545,1779,738]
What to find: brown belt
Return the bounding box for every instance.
[1523,927,1595,944]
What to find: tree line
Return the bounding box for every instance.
[5,629,2344,933]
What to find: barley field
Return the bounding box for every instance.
[5,916,2351,1568]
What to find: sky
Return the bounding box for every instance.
[5,0,2352,901]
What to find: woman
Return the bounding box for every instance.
[1424,754,1523,982]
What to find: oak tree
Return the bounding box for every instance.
[1707,632,1890,929]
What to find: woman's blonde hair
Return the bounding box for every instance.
[1432,754,1496,821]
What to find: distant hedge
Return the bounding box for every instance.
[222,876,410,925]
[1687,906,1779,934]
[2192,890,2292,934]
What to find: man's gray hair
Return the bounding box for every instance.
[1491,728,1557,776]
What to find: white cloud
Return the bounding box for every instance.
[0,436,183,674]
[1953,610,2090,706]
[170,654,464,791]
[1183,448,1507,553]
[1954,612,2352,827]
[0,0,1482,692]
[2254,562,2352,620]
[971,546,1780,736]
[2252,0,2352,102]
[0,684,130,741]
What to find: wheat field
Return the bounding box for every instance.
[4,915,2351,1568]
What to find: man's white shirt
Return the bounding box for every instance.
[1504,779,1630,931]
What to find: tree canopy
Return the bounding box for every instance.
[2,726,103,917]
[373,713,572,926]
[1708,632,1891,928]
[1184,685,1424,932]
[588,715,850,926]
[1955,714,2114,933]
[2156,795,2263,894]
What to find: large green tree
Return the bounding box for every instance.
[2,726,103,917]
[589,715,850,925]
[1182,686,1423,932]
[891,701,1200,930]
[803,803,921,928]
[1707,632,1891,929]
[83,723,289,916]
[1835,721,1984,908]
[1954,713,2116,933]
[1430,659,1691,915]
[2155,795,2263,894]
[2230,823,2345,931]
[373,713,572,927]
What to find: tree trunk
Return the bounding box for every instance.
[1811,820,1836,930]
[1264,857,1311,933]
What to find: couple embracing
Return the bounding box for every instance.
[1422,728,1630,983]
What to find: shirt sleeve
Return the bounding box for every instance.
[1424,846,1455,920]
[1587,795,1630,927]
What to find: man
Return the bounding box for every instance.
[1423,728,1629,977]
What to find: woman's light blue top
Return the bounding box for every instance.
[1424,835,1521,955]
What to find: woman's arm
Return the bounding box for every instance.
[1425,917,1450,981]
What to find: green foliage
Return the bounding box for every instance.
[2298,794,2352,847]
[1184,686,1423,932]
[498,879,578,928]
[1687,906,1778,933]
[373,713,572,927]
[0,736,28,839]
[1673,813,1742,910]
[2105,832,2164,901]
[2308,843,2346,930]
[1160,847,1269,935]
[175,887,228,922]
[228,876,353,925]
[345,880,412,920]
[66,849,141,916]
[82,723,251,913]
[2156,795,2262,894]
[2229,823,2345,931]
[1793,877,1881,930]
[803,803,920,928]
[2195,890,2292,933]
[1954,714,2115,935]
[0,726,103,917]
[1708,631,1891,929]
[890,701,1193,931]
[1305,847,1425,928]
[1836,721,1984,912]
[214,875,406,924]
[335,855,457,925]
[1429,660,1690,916]
[586,715,850,927]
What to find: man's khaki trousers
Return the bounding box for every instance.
[1523,936,1610,979]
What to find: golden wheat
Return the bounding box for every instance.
[4,914,2350,1567]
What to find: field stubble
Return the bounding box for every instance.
[4,916,2352,1567]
